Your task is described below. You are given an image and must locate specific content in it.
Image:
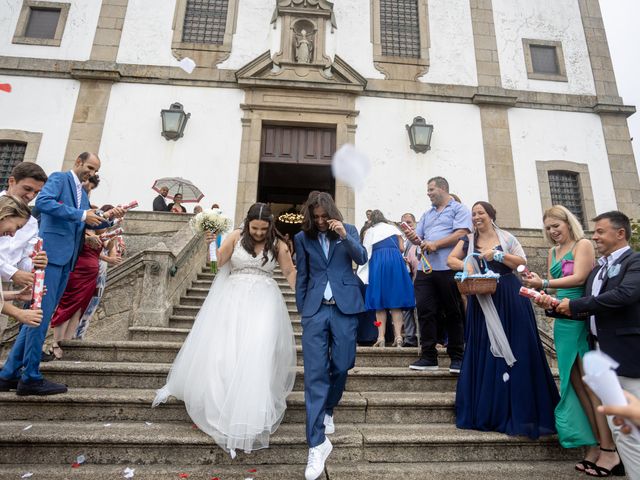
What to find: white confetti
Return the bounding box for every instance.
[502,372,510,382]
[178,57,196,74]
[144,422,153,426]
[22,424,32,431]
[331,144,371,191]
[74,361,81,364]
[123,467,135,478]
[21,473,33,478]
[76,454,86,464]
[103,423,112,427]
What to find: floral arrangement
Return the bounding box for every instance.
[278,212,303,224]
[190,209,232,235]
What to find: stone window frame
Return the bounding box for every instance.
[523,39,568,83]
[171,0,239,63]
[536,160,596,229]
[0,130,42,164]
[370,0,430,80]
[12,0,70,47]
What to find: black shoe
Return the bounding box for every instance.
[449,359,462,374]
[16,378,68,396]
[40,351,55,362]
[409,358,438,371]
[0,377,19,392]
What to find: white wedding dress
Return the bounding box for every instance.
[153,239,296,455]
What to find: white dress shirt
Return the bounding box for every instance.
[0,190,39,281]
[589,245,631,335]
[71,170,88,222]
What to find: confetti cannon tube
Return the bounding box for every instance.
[516,264,533,279]
[118,200,138,210]
[31,237,45,310]
[100,227,124,242]
[518,286,560,308]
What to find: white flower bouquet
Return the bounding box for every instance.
[190,209,232,272]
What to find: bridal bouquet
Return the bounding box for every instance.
[190,209,232,273]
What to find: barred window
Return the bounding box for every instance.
[25,7,61,39]
[0,142,27,191]
[530,45,559,74]
[549,171,585,226]
[380,0,420,58]
[182,0,228,44]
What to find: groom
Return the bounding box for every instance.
[295,192,367,480]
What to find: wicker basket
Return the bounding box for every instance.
[455,253,499,296]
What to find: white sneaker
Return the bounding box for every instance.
[323,414,335,434]
[305,437,332,480]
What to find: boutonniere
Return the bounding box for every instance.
[336,239,342,244]
[607,263,621,279]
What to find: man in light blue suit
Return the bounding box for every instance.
[0,152,113,396]
[294,192,367,480]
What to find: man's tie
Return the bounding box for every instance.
[598,257,609,281]
[76,183,82,209]
[320,233,333,300]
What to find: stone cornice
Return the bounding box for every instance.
[1,55,635,116]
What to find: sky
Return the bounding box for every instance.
[600,0,640,175]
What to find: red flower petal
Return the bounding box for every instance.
[0,83,11,93]
[247,468,257,473]
[211,478,220,480]
[191,423,199,429]
[373,321,382,327]
[71,463,81,468]
[179,474,189,478]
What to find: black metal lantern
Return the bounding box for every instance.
[160,102,190,141]
[406,116,434,153]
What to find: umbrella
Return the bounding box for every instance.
[152,177,204,203]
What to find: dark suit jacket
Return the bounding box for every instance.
[570,249,640,378]
[295,224,367,317]
[153,195,169,212]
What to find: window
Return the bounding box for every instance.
[380,0,420,58]
[549,171,585,226]
[370,0,430,80]
[523,39,567,82]
[181,0,228,44]
[0,142,27,191]
[12,1,70,47]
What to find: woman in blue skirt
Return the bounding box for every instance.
[358,210,415,347]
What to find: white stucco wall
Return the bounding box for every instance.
[93,83,244,222]
[420,0,477,86]
[0,75,79,173]
[117,0,179,66]
[493,0,596,95]
[510,108,616,228]
[0,0,101,61]
[354,96,487,226]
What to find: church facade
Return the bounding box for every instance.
[0,0,638,229]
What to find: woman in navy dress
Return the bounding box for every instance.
[447,201,559,438]
[358,210,415,347]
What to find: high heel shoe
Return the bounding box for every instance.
[585,447,625,477]
[373,337,385,348]
[392,336,404,348]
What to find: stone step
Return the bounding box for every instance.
[0,389,454,425]
[36,362,462,391]
[191,278,291,290]
[130,326,307,344]
[0,461,586,480]
[59,340,447,368]
[0,421,574,466]
[168,315,303,329]
[178,295,296,308]
[186,287,295,299]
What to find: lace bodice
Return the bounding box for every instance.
[229,239,277,278]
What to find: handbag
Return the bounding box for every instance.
[455,252,500,295]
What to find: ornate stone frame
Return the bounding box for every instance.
[370,0,430,81]
[536,160,596,228]
[0,129,43,163]
[12,0,70,47]
[523,39,568,83]
[171,0,239,66]
[233,88,358,225]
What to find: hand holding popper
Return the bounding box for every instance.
[30,237,45,310]
[518,286,560,308]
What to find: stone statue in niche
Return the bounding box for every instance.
[294,29,314,63]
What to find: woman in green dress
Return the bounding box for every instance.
[522,205,620,476]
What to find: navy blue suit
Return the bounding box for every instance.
[1,171,89,383]
[294,224,367,447]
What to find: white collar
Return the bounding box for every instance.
[70,170,82,188]
[598,245,631,267]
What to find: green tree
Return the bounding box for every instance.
[631,219,640,252]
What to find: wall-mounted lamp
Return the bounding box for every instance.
[160,102,190,141]
[406,116,434,153]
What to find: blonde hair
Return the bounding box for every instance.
[0,195,31,223]
[542,205,584,245]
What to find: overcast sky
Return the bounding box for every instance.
[600,0,640,175]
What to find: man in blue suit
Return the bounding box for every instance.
[0,152,115,396]
[294,192,367,480]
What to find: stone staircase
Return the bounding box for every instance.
[0,267,583,479]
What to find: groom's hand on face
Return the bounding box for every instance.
[85,209,104,227]
[327,220,347,239]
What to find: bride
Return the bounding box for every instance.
[153,202,297,457]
